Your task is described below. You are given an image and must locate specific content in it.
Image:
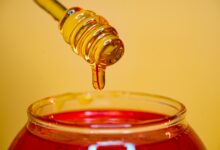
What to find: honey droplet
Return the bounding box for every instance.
[92,64,106,90]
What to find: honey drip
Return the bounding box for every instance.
[34,1,124,90]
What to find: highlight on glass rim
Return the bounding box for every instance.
[6,0,211,149]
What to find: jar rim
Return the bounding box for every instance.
[27,91,186,134]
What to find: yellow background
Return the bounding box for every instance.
[0,0,219,149]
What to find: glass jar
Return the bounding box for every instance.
[10,91,206,150]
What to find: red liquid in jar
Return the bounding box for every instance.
[10,110,206,150]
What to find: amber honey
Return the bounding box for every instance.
[35,0,124,90]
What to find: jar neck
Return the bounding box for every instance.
[27,119,188,145]
[27,91,187,144]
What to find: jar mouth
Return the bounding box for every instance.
[28,91,186,134]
